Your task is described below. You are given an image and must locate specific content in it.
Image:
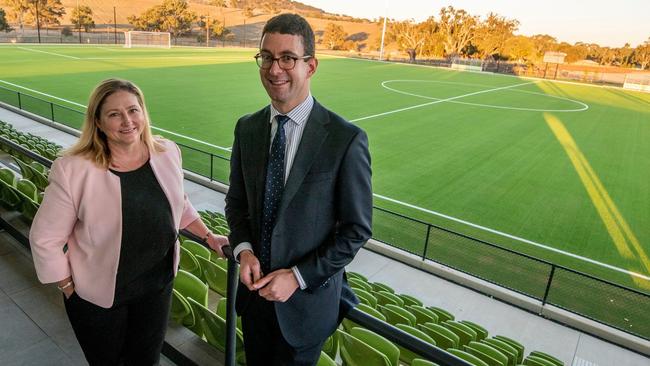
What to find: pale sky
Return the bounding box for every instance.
[301,0,650,48]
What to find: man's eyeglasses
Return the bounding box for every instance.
[255,53,312,70]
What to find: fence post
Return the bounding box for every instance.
[422,225,432,261]
[17,92,22,110]
[210,154,214,182]
[541,264,556,308]
[50,102,55,121]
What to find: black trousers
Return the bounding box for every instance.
[241,293,324,366]
[63,281,173,366]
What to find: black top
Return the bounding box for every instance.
[110,161,176,305]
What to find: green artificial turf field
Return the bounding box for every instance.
[1,45,649,297]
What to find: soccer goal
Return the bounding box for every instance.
[124,31,171,49]
[623,73,650,93]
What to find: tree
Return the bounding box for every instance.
[2,0,29,30]
[387,19,425,56]
[322,22,347,50]
[418,17,445,57]
[127,0,196,40]
[0,8,12,32]
[198,15,229,39]
[503,35,536,63]
[23,0,65,28]
[437,6,478,57]
[70,5,94,32]
[473,12,519,59]
[631,38,650,69]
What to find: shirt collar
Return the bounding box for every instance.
[269,93,314,126]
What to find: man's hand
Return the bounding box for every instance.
[253,269,299,302]
[239,250,263,291]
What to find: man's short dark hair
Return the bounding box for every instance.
[261,13,315,57]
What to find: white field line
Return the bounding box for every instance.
[373,193,650,281]
[0,80,232,152]
[16,46,80,60]
[380,79,589,113]
[350,80,535,122]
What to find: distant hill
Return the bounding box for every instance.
[57,0,382,51]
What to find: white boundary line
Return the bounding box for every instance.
[0,80,232,152]
[16,46,80,60]
[381,80,589,113]
[351,81,535,122]
[374,194,650,281]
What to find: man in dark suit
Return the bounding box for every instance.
[225,13,372,366]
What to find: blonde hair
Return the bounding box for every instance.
[66,78,165,168]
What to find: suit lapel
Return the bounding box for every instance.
[277,102,329,218]
[251,108,271,218]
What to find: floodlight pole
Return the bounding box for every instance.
[114,7,118,44]
[35,0,41,43]
[379,0,388,61]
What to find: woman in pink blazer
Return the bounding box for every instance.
[29,78,228,365]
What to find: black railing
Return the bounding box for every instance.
[1,85,649,341]
[0,135,473,366]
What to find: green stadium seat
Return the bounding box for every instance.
[182,239,212,260]
[353,287,378,308]
[179,246,203,280]
[17,178,38,201]
[481,338,518,366]
[375,291,404,307]
[411,359,439,366]
[173,270,208,335]
[316,351,336,366]
[427,306,455,322]
[215,297,242,332]
[350,327,400,366]
[406,305,439,325]
[524,355,556,366]
[347,271,368,282]
[395,324,437,365]
[187,297,246,365]
[442,320,478,346]
[349,277,374,292]
[337,329,392,366]
[378,304,416,326]
[460,320,489,340]
[170,288,191,325]
[398,293,423,307]
[528,351,563,366]
[418,322,460,350]
[448,349,490,366]
[464,341,509,366]
[196,255,227,296]
[342,303,386,332]
[322,332,339,360]
[493,335,525,364]
[371,282,395,293]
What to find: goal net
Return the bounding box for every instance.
[623,73,650,92]
[450,57,484,72]
[124,31,171,48]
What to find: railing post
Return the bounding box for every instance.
[17,92,22,110]
[224,249,238,366]
[50,102,55,121]
[422,224,432,261]
[541,264,556,308]
[210,154,214,182]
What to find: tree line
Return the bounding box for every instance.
[322,6,650,70]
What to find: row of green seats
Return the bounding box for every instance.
[0,121,62,161]
[0,167,41,221]
[345,272,564,366]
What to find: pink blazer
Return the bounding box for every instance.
[29,139,200,308]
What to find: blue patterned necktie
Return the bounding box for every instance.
[259,115,289,273]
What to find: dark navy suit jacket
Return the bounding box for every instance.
[225,100,372,347]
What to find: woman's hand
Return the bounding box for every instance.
[57,277,75,299]
[206,233,229,258]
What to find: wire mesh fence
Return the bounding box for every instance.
[1,84,648,340]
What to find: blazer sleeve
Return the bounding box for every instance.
[171,141,200,229]
[225,118,254,250]
[296,129,373,288]
[29,159,77,284]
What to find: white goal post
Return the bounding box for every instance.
[124,31,171,49]
[623,73,650,93]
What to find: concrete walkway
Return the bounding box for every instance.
[0,105,648,366]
